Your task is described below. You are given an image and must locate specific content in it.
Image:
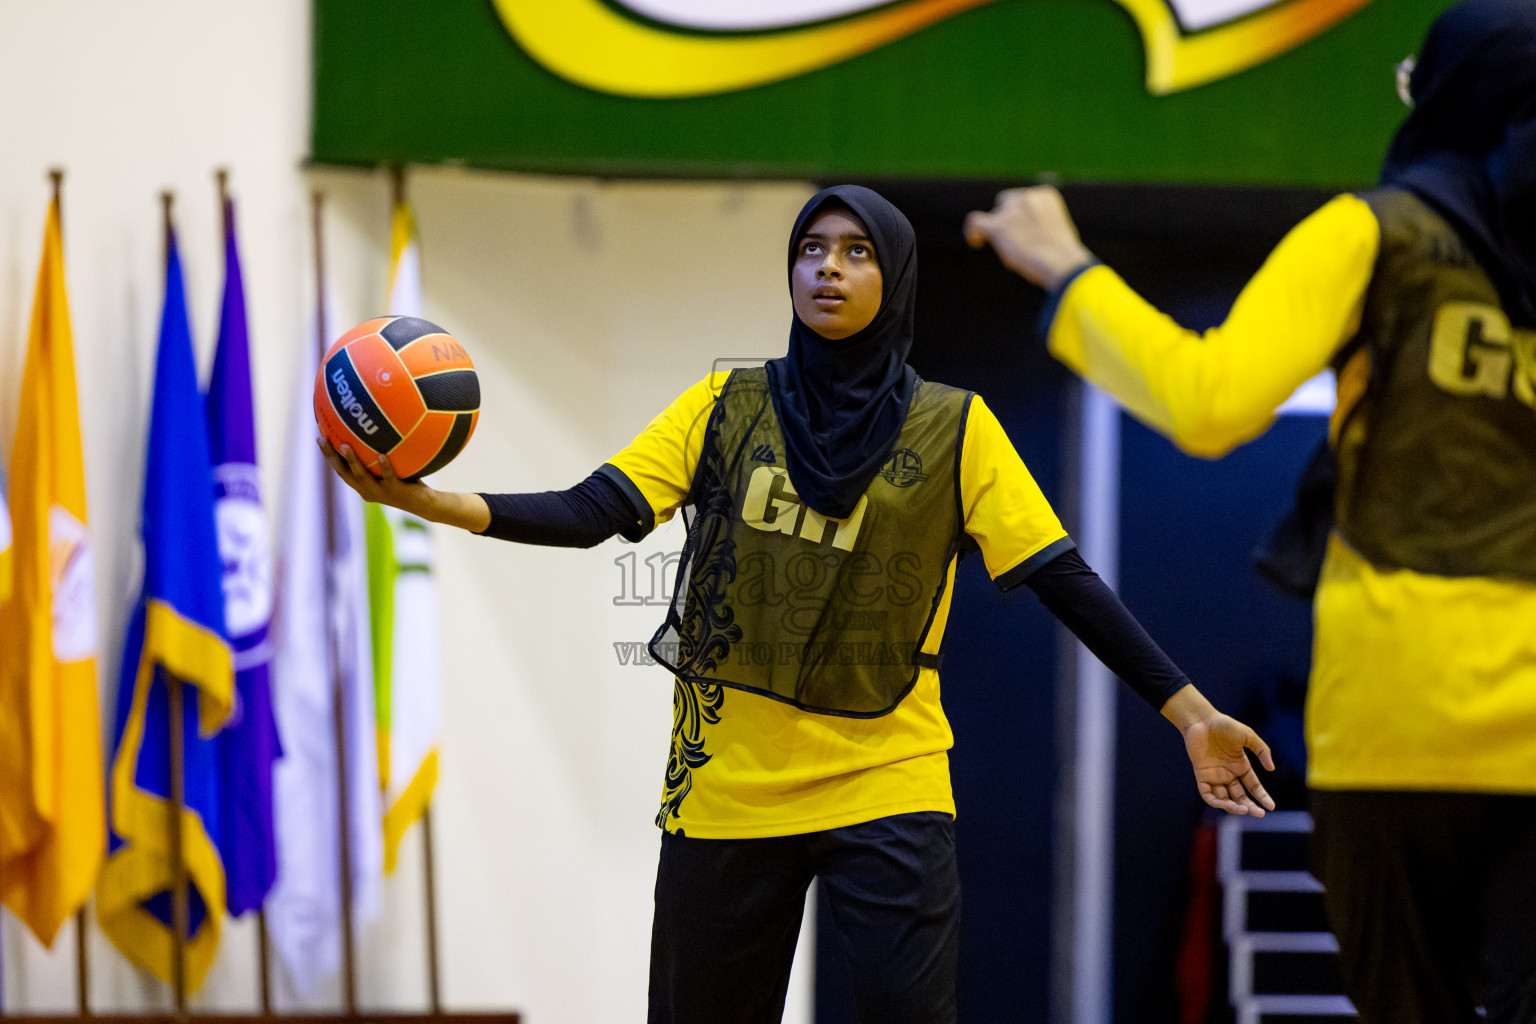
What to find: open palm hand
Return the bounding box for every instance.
[1181,712,1276,816]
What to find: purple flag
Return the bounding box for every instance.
[207,194,282,916]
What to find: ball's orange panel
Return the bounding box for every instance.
[387,410,458,479]
[344,332,426,434]
[330,317,395,355]
[399,334,475,376]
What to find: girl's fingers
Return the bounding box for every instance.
[1246,730,1276,771]
[963,211,996,247]
[339,444,365,475]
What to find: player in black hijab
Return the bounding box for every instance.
[1383,0,1536,328]
[325,184,1275,1024]
[767,185,919,519]
[969,3,1536,1021]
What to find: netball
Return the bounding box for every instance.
[314,315,480,479]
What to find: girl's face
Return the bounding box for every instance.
[791,206,883,340]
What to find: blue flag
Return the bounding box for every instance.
[207,194,281,918]
[97,224,234,993]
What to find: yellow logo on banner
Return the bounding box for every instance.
[492,0,1372,98]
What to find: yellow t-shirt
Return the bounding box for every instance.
[607,374,1068,837]
[1047,193,1536,793]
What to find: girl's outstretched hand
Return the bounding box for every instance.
[317,437,492,533]
[318,438,436,519]
[1180,711,1276,816]
[1161,684,1276,816]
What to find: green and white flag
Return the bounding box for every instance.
[369,193,443,873]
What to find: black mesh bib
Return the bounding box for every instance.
[1334,190,1536,581]
[649,367,972,717]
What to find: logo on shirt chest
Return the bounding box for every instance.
[740,465,867,551]
[1427,301,1536,410]
[879,449,927,487]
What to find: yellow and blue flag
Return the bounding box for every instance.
[0,194,104,948]
[96,221,234,992]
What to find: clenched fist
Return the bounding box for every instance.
[965,185,1095,291]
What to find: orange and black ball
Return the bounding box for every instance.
[314,316,480,479]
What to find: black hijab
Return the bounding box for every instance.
[765,185,919,519]
[1382,0,1536,327]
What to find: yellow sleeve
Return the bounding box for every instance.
[603,371,730,534]
[1047,193,1381,458]
[960,395,1073,588]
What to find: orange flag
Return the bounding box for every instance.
[0,195,105,946]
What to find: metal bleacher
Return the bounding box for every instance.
[1218,811,1357,1024]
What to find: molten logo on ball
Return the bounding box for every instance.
[331,366,380,436]
[315,315,481,480]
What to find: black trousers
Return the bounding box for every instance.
[1311,790,1536,1024]
[648,811,960,1024]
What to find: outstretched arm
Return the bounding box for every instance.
[322,438,490,531]
[320,439,643,546]
[1022,548,1275,816]
[965,185,1379,457]
[322,374,720,544]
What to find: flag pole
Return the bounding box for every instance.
[392,161,445,1014]
[74,912,89,1017]
[423,808,442,1013]
[162,190,192,1017]
[167,665,190,1016]
[313,190,359,1015]
[55,167,94,1021]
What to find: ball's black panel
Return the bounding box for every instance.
[415,369,481,412]
[381,315,447,351]
[325,349,403,450]
[412,411,475,479]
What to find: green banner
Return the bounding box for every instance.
[313,0,1451,186]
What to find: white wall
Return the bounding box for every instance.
[0,4,818,1021]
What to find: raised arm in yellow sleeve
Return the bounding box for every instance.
[1046,194,1380,458]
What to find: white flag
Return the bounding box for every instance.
[370,196,443,873]
[265,290,383,997]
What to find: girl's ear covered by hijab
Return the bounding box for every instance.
[767,185,920,519]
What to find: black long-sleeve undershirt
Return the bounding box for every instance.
[478,470,642,548]
[477,472,1190,710]
[1018,548,1189,709]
